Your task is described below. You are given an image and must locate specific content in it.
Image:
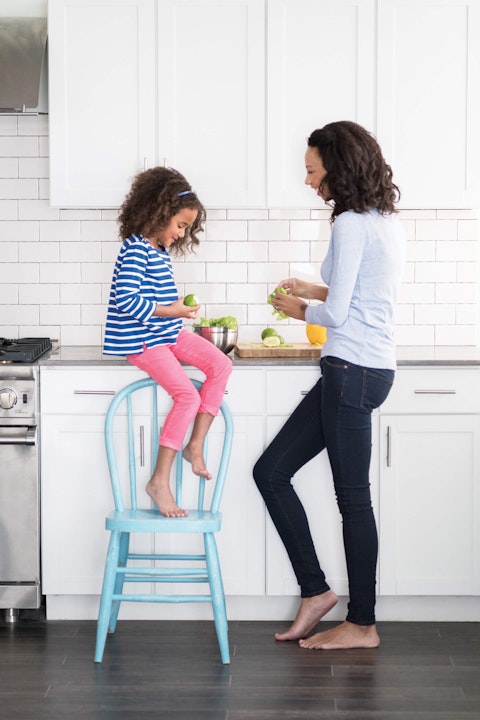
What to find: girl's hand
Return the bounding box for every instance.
[154,298,200,319]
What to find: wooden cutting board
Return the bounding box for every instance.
[234,342,322,358]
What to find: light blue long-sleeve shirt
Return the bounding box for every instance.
[305,209,406,370]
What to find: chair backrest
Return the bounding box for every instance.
[104,377,233,514]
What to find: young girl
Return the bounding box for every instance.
[104,167,232,518]
[254,121,406,650]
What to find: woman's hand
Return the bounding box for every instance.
[271,291,308,321]
[278,278,328,302]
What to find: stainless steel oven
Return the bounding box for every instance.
[0,339,52,621]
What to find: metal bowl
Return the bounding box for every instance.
[192,326,238,354]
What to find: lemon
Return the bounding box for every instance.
[184,293,200,307]
[261,327,278,340]
[262,335,281,347]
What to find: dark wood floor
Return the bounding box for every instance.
[0,616,479,719]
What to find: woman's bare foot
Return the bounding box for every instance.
[275,590,338,641]
[182,444,212,480]
[299,620,380,650]
[146,478,187,518]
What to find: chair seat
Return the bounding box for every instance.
[106,508,222,533]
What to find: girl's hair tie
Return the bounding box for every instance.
[178,189,193,196]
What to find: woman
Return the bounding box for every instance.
[253,121,406,650]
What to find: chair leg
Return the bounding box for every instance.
[94,530,121,663]
[108,532,130,634]
[204,532,230,664]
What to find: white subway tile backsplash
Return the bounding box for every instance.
[0,137,38,157]
[0,158,18,178]
[249,220,289,241]
[40,305,81,325]
[268,241,310,262]
[0,120,478,347]
[436,240,479,262]
[19,284,60,305]
[60,242,102,263]
[206,220,247,242]
[20,242,59,263]
[416,219,457,241]
[0,179,38,199]
[19,157,49,178]
[0,284,18,303]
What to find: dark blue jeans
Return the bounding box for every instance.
[253,356,394,626]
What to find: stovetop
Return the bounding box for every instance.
[0,338,53,364]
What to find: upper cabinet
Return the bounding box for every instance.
[376,0,480,209]
[267,0,375,208]
[48,0,265,209]
[48,0,480,209]
[48,0,157,208]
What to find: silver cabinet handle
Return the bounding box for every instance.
[414,389,456,395]
[73,390,116,395]
[300,390,309,395]
[0,427,36,445]
[139,425,145,467]
[386,425,391,468]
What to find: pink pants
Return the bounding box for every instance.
[127,328,232,451]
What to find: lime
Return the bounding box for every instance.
[261,327,279,340]
[184,293,200,307]
[262,335,281,347]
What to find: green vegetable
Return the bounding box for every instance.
[193,315,238,330]
[267,287,289,321]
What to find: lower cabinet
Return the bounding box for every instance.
[40,363,480,616]
[378,413,480,596]
[40,365,266,598]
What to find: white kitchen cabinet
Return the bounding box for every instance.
[40,365,266,603]
[376,0,480,208]
[378,366,480,595]
[263,368,351,596]
[156,0,265,208]
[267,0,375,207]
[48,0,265,209]
[48,0,157,208]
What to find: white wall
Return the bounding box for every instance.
[0,114,478,347]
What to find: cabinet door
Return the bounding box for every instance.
[48,0,156,208]
[378,414,480,595]
[156,0,265,208]
[377,0,480,208]
[267,0,375,207]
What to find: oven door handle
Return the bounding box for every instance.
[0,427,37,445]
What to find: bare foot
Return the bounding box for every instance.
[275,590,338,641]
[182,444,212,480]
[146,479,188,518]
[299,621,380,650]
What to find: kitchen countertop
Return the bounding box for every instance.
[39,345,480,367]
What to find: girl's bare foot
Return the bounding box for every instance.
[182,444,212,480]
[299,620,380,650]
[275,590,338,641]
[146,479,187,517]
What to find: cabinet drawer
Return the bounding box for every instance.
[381,366,480,414]
[189,367,264,415]
[266,369,320,414]
[40,367,152,415]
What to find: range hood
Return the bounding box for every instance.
[0,17,47,113]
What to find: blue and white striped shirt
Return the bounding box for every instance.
[103,234,182,356]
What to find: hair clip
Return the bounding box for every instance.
[178,190,193,196]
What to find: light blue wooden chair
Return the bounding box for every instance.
[94,377,233,664]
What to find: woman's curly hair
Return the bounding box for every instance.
[118,166,206,256]
[308,121,400,221]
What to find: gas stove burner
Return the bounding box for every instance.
[0,338,52,364]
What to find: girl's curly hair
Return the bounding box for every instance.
[308,121,400,221]
[118,166,206,256]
